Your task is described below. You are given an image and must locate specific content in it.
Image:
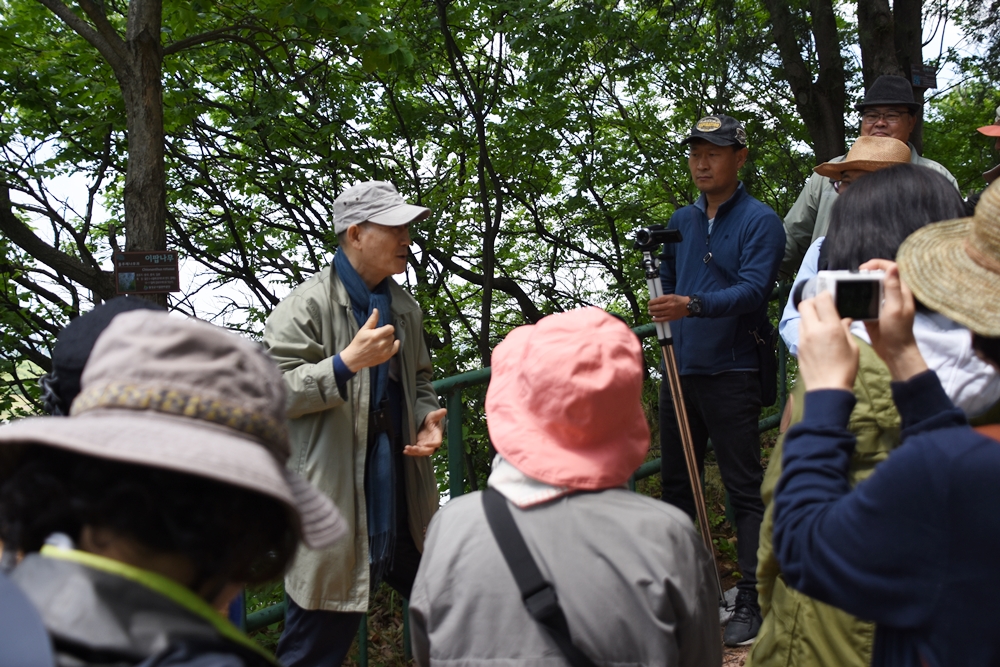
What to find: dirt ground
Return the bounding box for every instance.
[724,644,751,665]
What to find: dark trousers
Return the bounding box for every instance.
[659,371,764,595]
[275,521,422,667]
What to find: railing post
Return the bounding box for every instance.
[448,390,465,498]
[403,598,412,661]
[358,613,368,667]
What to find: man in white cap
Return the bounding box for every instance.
[264,181,446,667]
[780,74,959,279]
[409,307,721,666]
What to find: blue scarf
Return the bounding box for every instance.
[334,250,396,584]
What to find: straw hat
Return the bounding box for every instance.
[485,307,650,490]
[813,136,911,178]
[977,105,1000,138]
[0,311,347,549]
[897,179,1000,337]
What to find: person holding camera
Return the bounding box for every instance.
[648,114,785,646]
[749,163,1000,667]
[777,135,911,356]
[780,75,959,280]
[772,179,1000,666]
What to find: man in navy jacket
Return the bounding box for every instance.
[649,114,785,646]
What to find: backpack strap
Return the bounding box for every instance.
[481,488,598,667]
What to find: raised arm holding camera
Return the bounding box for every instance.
[772,181,1000,667]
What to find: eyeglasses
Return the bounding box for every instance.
[831,179,847,194]
[861,110,909,125]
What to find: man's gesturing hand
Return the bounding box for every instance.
[648,294,691,322]
[405,408,447,457]
[340,309,400,372]
[798,292,859,392]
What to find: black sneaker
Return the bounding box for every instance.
[723,590,762,646]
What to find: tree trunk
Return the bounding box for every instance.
[120,0,167,307]
[760,0,847,162]
[857,0,903,88]
[893,0,924,151]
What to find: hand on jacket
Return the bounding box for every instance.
[797,291,858,392]
[859,260,929,383]
[340,309,400,372]
[405,408,447,457]
[648,294,691,322]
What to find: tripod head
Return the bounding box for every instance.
[633,224,683,253]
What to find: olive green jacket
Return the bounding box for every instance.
[263,264,440,612]
[747,340,898,667]
[779,145,959,279]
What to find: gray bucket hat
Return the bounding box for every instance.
[0,310,346,550]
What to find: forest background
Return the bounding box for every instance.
[1,0,998,435]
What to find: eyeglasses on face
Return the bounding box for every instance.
[861,110,909,125]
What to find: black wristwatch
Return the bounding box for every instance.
[686,295,703,317]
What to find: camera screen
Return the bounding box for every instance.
[836,280,880,320]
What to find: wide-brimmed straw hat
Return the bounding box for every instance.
[977,105,1000,138]
[897,179,1000,337]
[813,136,911,178]
[0,311,346,549]
[485,307,650,490]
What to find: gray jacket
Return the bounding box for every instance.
[409,488,721,667]
[13,549,275,667]
[263,264,441,612]
[779,143,959,279]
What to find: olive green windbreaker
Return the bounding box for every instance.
[747,340,899,667]
[263,264,441,612]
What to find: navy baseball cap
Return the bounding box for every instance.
[681,115,748,148]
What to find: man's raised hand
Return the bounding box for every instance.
[340,309,400,372]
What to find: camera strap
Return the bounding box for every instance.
[481,488,599,667]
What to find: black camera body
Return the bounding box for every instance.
[634,225,683,251]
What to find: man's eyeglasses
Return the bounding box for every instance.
[861,110,909,125]
[831,178,851,194]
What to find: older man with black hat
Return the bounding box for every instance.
[780,75,960,279]
[648,114,785,646]
[263,181,446,667]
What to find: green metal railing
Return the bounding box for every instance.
[245,285,793,661]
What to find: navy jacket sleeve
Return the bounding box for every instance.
[699,206,784,318]
[772,371,965,629]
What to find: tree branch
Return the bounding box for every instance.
[0,188,115,300]
[35,0,129,77]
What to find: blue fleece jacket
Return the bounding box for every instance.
[774,370,1000,667]
[659,183,785,375]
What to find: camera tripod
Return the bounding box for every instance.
[636,225,725,602]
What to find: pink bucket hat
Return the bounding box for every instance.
[485,307,650,490]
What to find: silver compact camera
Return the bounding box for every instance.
[792,270,885,321]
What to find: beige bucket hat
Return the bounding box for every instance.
[0,310,346,549]
[897,179,1000,337]
[813,136,911,179]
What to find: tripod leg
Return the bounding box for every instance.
[661,342,725,602]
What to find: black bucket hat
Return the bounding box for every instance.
[854,75,920,113]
